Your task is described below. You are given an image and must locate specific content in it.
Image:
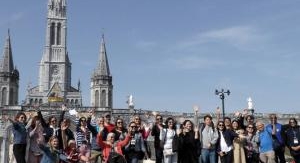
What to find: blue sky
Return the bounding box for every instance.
[1,1,300,114]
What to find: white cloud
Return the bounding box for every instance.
[179,25,267,51]
[169,56,226,70]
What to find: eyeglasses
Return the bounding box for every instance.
[156,118,162,120]
[117,121,123,124]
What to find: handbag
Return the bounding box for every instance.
[163,148,174,156]
[143,159,155,163]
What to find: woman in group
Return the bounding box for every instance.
[244,124,259,163]
[160,117,177,163]
[124,121,148,163]
[97,126,132,163]
[285,118,300,163]
[176,119,199,163]
[5,112,28,163]
[231,119,246,163]
[38,136,60,163]
[27,116,44,163]
[112,117,127,141]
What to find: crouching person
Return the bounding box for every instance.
[97,128,132,163]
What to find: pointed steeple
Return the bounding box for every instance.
[0,29,14,73]
[98,34,111,76]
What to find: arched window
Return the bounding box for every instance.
[71,99,74,106]
[56,23,61,45]
[100,90,106,107]
[95,90,99,107]
[29,99,33,105]
[1,87,7,106]
[75,99,78,106]
[9,88,13,105]
[50,22,55,45]
[39,99,43,105]
[34,99,38,104]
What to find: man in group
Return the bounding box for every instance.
[256,121,276,163]
[151,114,164,163]
[266,114,286,163]
[200,115,219,163]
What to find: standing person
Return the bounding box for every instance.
[27,116,44,163]
[112,118,127,141]
[177,119,200,163]
[124,122,148,163]
[231,119,246,163]
[266,114,286,163]
[244,124,260,163]
[151,114,164,163]
[160,117,177,163]
[200,115,219,163]
[101,113,115,141]
[285,118,300,163]
[216,121,244,163]
[5,112,28,163]
[134,115,151,158]
[256,121,275,163]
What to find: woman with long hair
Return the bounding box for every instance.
[244,124,259,163]
[124,121,148,163]
[38,136,60,163]
[177,119,199,163]
[231,119,246,163]
[160,117,177,163]
[285,118,300,163]
[112,117,127,141]
[5,112,28,163]
[27,115,44,163]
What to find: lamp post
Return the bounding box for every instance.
[215,89,230,119]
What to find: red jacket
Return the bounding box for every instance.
[97,133,131,162]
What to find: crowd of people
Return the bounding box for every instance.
[3,105,300,163]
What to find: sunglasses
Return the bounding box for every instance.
[248,126,254,129]
[218,124,224,126]
[156,118,162,120]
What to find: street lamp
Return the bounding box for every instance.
[215,89,230,119]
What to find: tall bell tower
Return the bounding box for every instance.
[90,35,113,108]
[25,0,82,107]
[0,31,19,106]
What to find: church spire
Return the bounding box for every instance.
[98,34,110,76]
[0,29,14,73]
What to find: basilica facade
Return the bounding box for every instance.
[0,0,113,109]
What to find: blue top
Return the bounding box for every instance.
[258,127,273,153]
[266,123,283,144]
[39,144,60,163]
[12,122,27,144]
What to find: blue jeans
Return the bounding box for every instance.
[201,148,216,163]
